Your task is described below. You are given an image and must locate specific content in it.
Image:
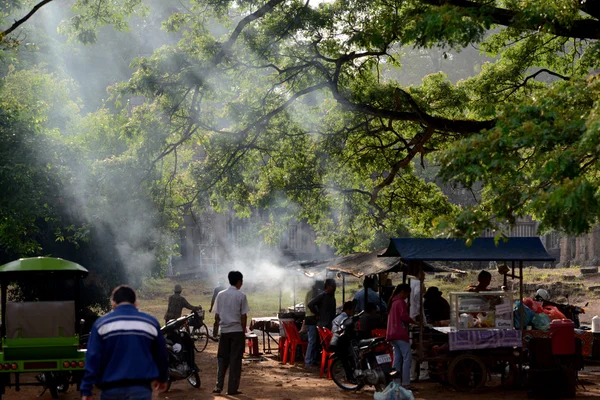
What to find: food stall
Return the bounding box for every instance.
[378,237,558,392]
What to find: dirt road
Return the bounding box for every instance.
[4,345,600,399]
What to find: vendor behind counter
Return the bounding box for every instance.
[423,287,450,327]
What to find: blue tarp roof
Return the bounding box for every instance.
[379,237,555,262]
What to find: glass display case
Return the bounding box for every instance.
[450,291,514,330]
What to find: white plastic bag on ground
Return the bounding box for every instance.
[373,381,415,400]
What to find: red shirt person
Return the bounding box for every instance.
[386,284,416,388]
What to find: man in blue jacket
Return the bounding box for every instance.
[81,285,169,400]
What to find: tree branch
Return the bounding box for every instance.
[580,0,600,20]
[1,0,54,38]
[502,68,570,99]
[214,0,287,65]
[423,0,600,40]
[326,81,495,134]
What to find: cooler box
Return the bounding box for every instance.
[550,319,575,355]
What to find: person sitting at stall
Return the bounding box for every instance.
[332,301,354,334]
[353,276,387,313]
[358,302,385,338]
[423,287,451,326]
[466,270,492,292]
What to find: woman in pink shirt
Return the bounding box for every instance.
[386,283,416,388]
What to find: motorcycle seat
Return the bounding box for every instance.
[358,337,385,348]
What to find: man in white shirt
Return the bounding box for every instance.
[213,271,250,395]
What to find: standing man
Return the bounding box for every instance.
[80,285,169,400]
[353,276,387,313]
[308,279,337,330]
[164,283,201,325]
[303,280,323,369]
[213,271,250,396]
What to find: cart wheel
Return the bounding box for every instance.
[448,354,487,392]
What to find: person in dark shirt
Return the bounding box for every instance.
[210,278,225,337]
[381,278,395,305]
[164,284,201,325]
[209,278,226,313]
[307,279,337,330]
[423,287,451,326]
[358,302,384,338]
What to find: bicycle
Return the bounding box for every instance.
[183,310,218,353]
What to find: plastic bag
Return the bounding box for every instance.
[514,301,536,329]
[522,298,544,313]
[532,312,551,331]
[542,305,566,320]
[373,381,414,400]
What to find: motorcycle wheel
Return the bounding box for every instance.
[189,323,210,353]
[330,359,364,391]
[187,371,201,388]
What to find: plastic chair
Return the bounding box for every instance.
[278,337,287,361]
[317,326,334,379]
[282,321,308,365]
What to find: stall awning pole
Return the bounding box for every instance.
[519,260,524,331]
[342,274,346,303]
[418,262,425,369]
[378,273,383,310]
[1,281,6,338]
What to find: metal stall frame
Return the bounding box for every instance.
[378,237,555,377]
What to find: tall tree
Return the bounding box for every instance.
[107,0,600,250]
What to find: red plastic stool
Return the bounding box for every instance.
[246,333,259,357]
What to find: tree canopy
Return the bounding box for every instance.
[1,0,599,290]
[104,0,600,249]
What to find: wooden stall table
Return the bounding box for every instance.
[250,317,280,354]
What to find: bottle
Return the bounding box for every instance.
[459,313,470,329]
[592,315,600,333]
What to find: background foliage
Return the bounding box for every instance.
[1,0,599,307]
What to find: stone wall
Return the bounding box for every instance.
[560,227,600,267]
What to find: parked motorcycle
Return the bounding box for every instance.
[161,311,202,390]
[329,312,395,392]
[536,293,588,328]
[565,303,590,330]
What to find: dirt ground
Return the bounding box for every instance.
[5,269,600,399]
[4,343,600,400]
